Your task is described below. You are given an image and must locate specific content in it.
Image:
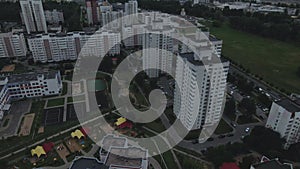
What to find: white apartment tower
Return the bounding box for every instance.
[174,53,229,130]
[44,9,64,24]
[266,99,300,149]
[125,0,138,16]
[20,0,47,34]
[0,32,27,58]
[142,25,174,78]
[102,10,123,28]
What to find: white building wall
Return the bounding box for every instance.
[0,32,27,58]
[266,101,300,148]
[28,31,121,63]
[174,53,229,130]
[20,0,47,34]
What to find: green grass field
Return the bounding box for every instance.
[47,98,65,107]
[210,24,300,93]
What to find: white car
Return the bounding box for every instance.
[245,127,250,133]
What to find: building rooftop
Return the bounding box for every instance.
[105,147,147,168]
[70,157,108,169]
[7,71,58,84]
[101,134,127,153]
[276,99,300,112]
[252,159,292,169]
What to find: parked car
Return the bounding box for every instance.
[245,127,250,133]
[207,138,214,141]
[227,133,234,137]
[218,135,226,139]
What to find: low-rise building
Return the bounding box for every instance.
[0,71,62,120]
[266,99,300,149]
[250,156,293,169]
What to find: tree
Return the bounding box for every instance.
[244,126,285,154]
[224,98,236,117]
[297,66,300,78]
[283,143,300,162]
[205,145,235,168]
[239,98,256,117]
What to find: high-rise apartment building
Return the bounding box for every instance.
[27,31,121,63]
[125,0,138,16]
[0,32,27,58]
[44,9,64,24]
[174,53,229,130]
[266,99,300,149]
[20,0,47,34]
[102,10,123,28]
[86,0,99,25]
[142,25,175,78]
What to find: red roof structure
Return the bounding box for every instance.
[42,142,54,153]
[80,127,89,136]
[117,121,133,129]
[220,163,240,169]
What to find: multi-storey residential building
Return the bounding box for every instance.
[174,53,229,130]
[142,25,175,78]
[124,0,138,16]
[266,99,300,149]
[102,10,123,28]
[44,9,64,24]
[0,71,62,120]
[0,32,27,58]
[86,0,99,25]
[27,31,121,63]
[122,23,145,47]
[20,0,47,34]
[0,78,10,120]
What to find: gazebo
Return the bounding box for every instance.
[71,129,85,139]
[115,117,127,126]
[31,146,46,158]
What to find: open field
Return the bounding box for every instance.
[47,98,65,107]
[210,24,300,93]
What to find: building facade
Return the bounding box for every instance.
[44,9,64,24]
[86,0,99,25]
[102,10,123,28]
[0,32,27,58]
[124,0,138,16]
[27,31,121,63]
[174,53,229,130]
[142,25,174,78]
[266,99,300,149]
[20,0,47,34]
[0,71,62,120]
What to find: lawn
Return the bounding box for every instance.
[61,82,68,95]
[214,119,233,135]
[210,24,300,94]
[47,98,65,107]
[145,119,166,133]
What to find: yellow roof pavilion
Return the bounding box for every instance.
[71,129,85,139]
[115,117,126,126]
[31,146,46,158]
